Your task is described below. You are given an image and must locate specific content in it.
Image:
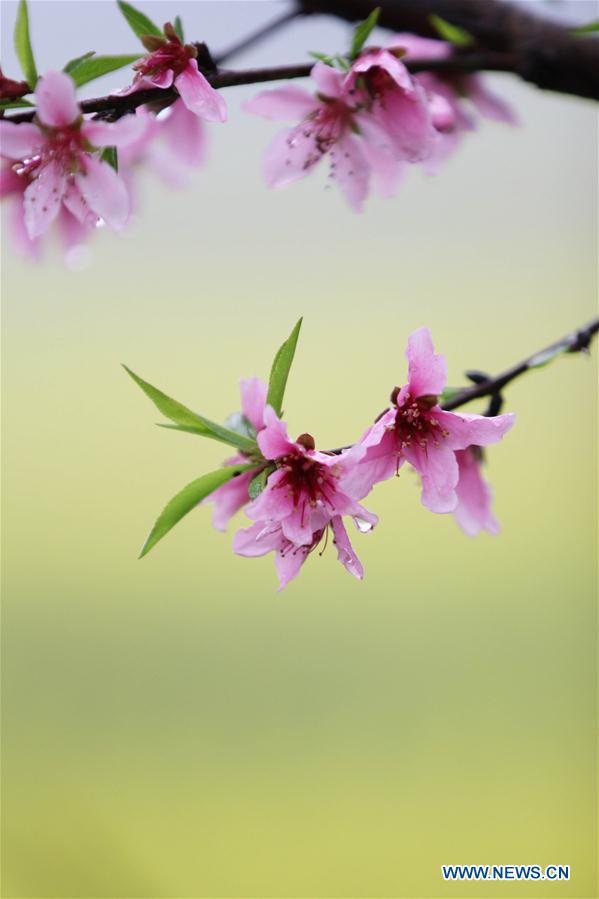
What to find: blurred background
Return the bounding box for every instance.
[1,2,597,896]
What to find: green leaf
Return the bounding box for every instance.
[571,19,599,35]
[0,98,34,109]
[310,51,336,65]
[14,0,38,87]
[429,14,474,47]
[63,50,96,75]
[123,365,257,452]
[174,15,185,41]
[100,146,118,171]
[266,318,303,417]
[68,53,141,87]
[140,464,256,557]
[440,386,463,404]
[248,466,273,500]
[117,0,162,40]
[349,7,381,60]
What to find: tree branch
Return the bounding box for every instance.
[442,316,599,411]
[300,0,599,101]
[326,317,599,454]
[214,8,302,65]
[3,53,517,123]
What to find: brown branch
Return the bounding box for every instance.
[326,317,599,454]
[214,8,302,65]
[300,0,599,101]
[3,53,517,124]
[442,317,599,411]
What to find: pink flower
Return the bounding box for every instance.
[232,405,377,586]
[350,328,515,513]
[118,23,226,123]
[1,158,92,258]
[246,54,448,209]
[0,71,142,239]
[233,514,365,591]
[118,100,206,190]
[454,447,500,536]
[205,376,267,532]
[245,63,371,210]
[345,47,441,163]
[389,33,517,168]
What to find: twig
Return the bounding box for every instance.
[326,317,599,454]
[443,317,599,411]
[215,7,302,65]
[3,52,519,124]
[300,0,599,101]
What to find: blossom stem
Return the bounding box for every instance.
[214,7,302,65]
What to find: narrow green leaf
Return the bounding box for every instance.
[0,98,34,109]
[68,53,140,87]
[63,50,96,75]
[310,51,336,65]
[14,0,38,87]
[571,19,599,35]
[140,464,256,557]
[266,318,303,417]
[429,14,474,47]
[174,15,185,41]
[349,7,381,60]
[123,365,257,452]
[248,466,273,500]
[100,146,119,171]
[117,0,162,39]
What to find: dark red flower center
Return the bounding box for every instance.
[275,451,340,510]
[394,393,450,451]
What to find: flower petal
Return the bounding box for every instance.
[240,376,267,432]
[175,60,227,123]
[207,468,254,532]
[23,161,65,238]
[349,49,414,94]
[330,133,370,212]
[74,155,129,230]
[311,61,345,99]
[262,125,323,188]
[82,114,146,149]
[436,410,515,450]
[0,121,42,160]
[35,71,79,128]
[256,406,297,459]
[244,86,316,121]
[159,99,206,166]
[274,541,308,590]
[404,327,447,399]
[403,441,459,513]
[467,76,518,125]
[454,448,500,536]
[233,521,282,557]
[331,516,364,580]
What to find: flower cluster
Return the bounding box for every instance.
[245,34,515,210]
[0,2,516,258]
[126,323,514,591]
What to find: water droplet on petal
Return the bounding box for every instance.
[355,517,373,533]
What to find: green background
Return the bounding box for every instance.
[1,2,597,896]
